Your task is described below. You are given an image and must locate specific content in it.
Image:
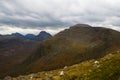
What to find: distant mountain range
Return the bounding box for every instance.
[3,31,52,41]
[0,24,120,78]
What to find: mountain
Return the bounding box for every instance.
[0,36,23,48]
[5,51,120,80]
[0,24,120,78]
[35,31,52,41]
[11,32,24,38]
[10,31,52,41]
[22,24,120,74]
[0,36,39,78]
[0,31,52,78]
[25,34,36,40]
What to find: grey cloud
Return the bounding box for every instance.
[0,16,67,28]
[0,0,120,31]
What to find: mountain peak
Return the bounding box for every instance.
[37,31,52,41]
[40,31,47,34]
[11,32,22,35]
[38,31,52,37]
[71,24,92,28]
[38,31,51,36]
[11,32,24,38]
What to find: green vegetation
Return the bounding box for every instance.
[5,51,120,80]
[84,52,120,80]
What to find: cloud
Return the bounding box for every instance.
[0,25,66,35]
[0,25,40,35]
[0,0,120,34]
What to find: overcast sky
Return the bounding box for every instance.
[0,0,120,35]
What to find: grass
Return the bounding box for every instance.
[4,51,120,80]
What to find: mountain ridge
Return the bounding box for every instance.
[22,24,120,74]
[1,31,52,41]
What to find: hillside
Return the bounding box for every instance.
[0,36,39,78]
[0,24,120,78]
[22,24,120,74]
[4,51,120,80]
[0,31,51,78]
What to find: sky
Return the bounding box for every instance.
[0,0,120,35]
